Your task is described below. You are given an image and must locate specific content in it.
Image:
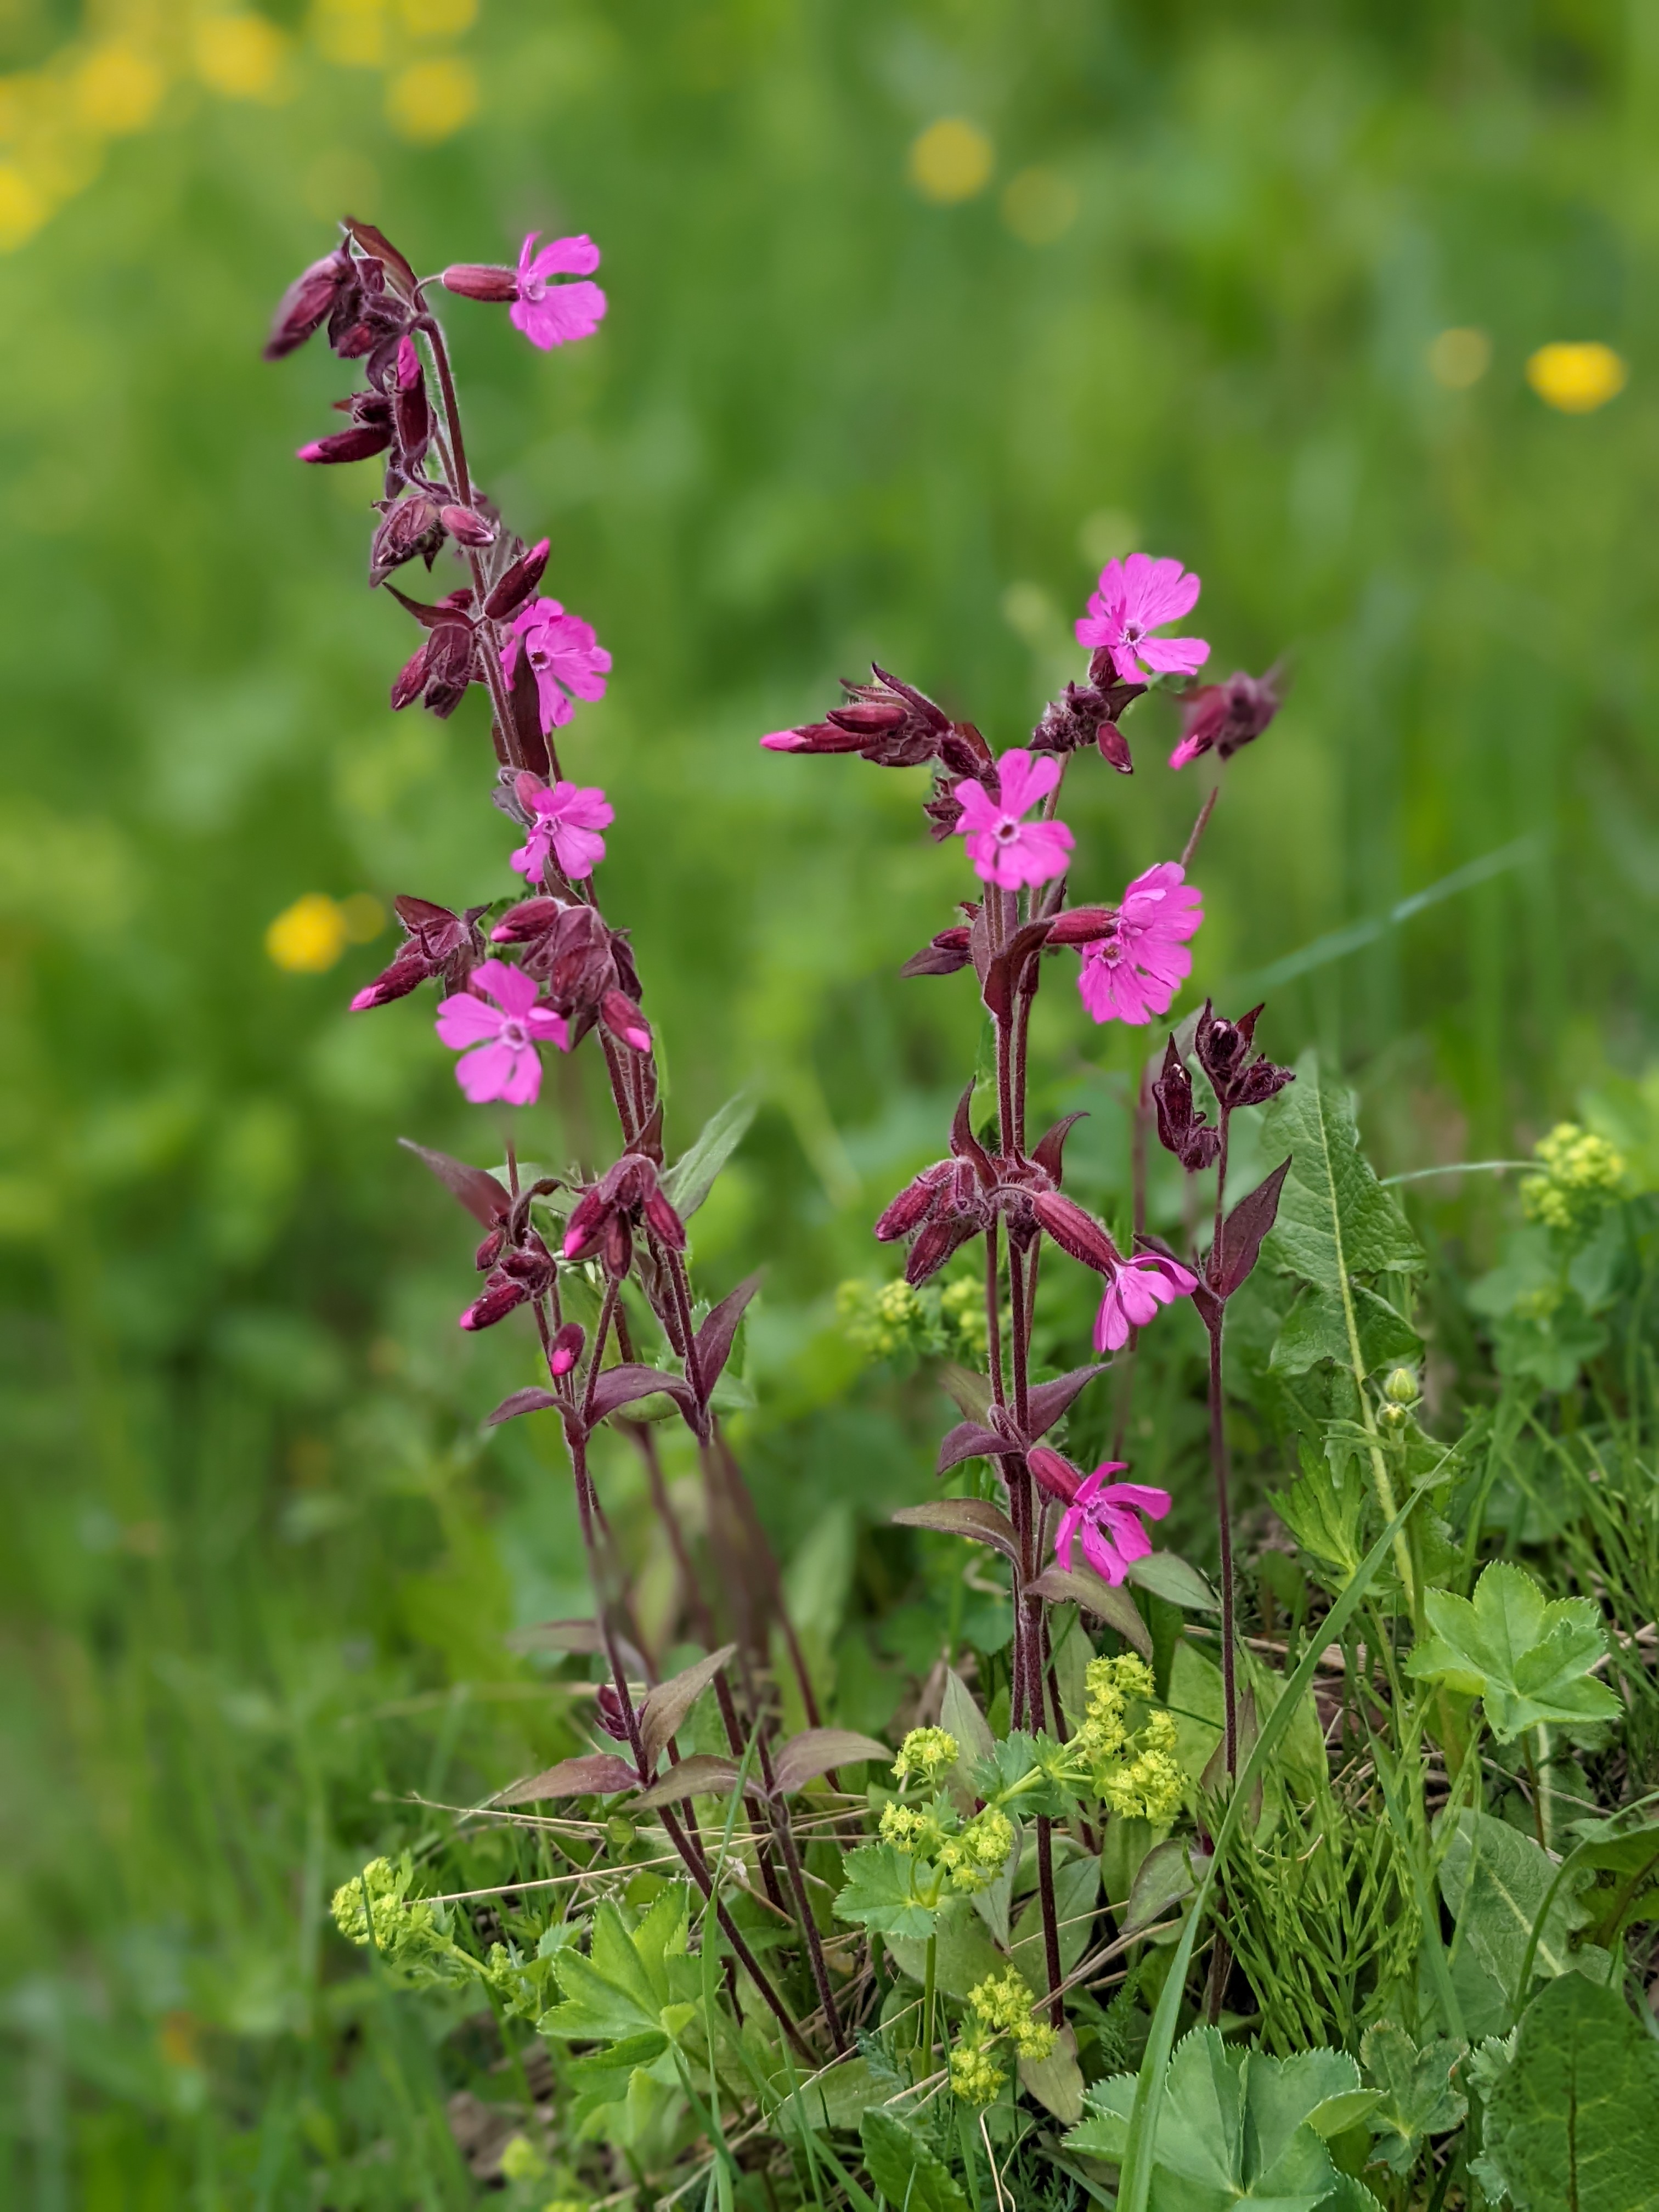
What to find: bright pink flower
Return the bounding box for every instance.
[1093,1252,1199,1353]
[509,233,606,351]
[953,748,1075,890]
[435,961,569,1105]
[1075,554,1210,687]
[510,771,614,883]
[1054,1465,1172,1584]
[1076,862,1203,1026]
[500,598,611,737]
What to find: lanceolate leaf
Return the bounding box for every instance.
[498,1752,639,1804]
[691,1274,759,1392]
[1125,1549,1220,1612]
[1024,1363,1110,1441]
[894,1498,1020,1561]
[484,1385,562,1427]
[586,1363,697,1424]
[661,1093,756,1219]
[1405,1561,1621,1741]
[769,1727,890,1797]
[628,1754,741,1810]
[935,1420,1005,1473]
[1025,1565,1154,1657]
[637,1644,737,1767]
[399,1137,510,1227]
[1261,1052,1423,1297]
[1209,1156,1291,1299]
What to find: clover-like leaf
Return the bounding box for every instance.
[831,1843,938,1940]
[1360,2023,1468,2177]
[1406,1561,1621,1741]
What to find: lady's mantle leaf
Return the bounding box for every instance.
[1405,1561,1621,1740]
[831,1844,937,1939]
[1359,2023,1468,2176]
[1476,1973,1659,2211]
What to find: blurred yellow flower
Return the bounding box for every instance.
[72,43,168,136]
[1526,341,1628,414]
[1427,326,1491,390]
[195,15,292,102]
[386,55,477,142]
[399,0,479,33]
[267,895,349,974]
[1001,166,1077,245]
[909,118,992,205]
[0,165,48,252]
[315,0,387,70]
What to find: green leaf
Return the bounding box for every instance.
[884,1896,1007,2000]
[1404,1561,1621,1741]
[1268,1436,1368,1588]
[661,1092,756,1219]
[831,1844,937,1940]
[1477,1973,1659,2211]
[1358,2023,1467,2177]
[541,1889,698,2044]
[859,2109,969,2212]
[1261,1054,1424,1297]
[1011,1853,1098,1984]
[1125,1549,1220,1612]
[1436,1810,1597,2010]
[1065,2029,1367,2206]
[773,2056,885,2137]
[1271,1282,1421,1379]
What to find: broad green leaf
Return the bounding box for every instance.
[884,1895,1008,1999]
[1019,2022,1086,2124]
[1358,2023,1467,2176]
[859,2109,969,2212]
[1011,1853,1099,1983]
[1477,1973,1659,2211]
[1065,2029,1365,2207]
[1405,1561,1621,1740]
[1271,1282,1421,1378]
[1126,1549,1221,1612]
[661,1092,756,1219]
[1262,1054,1424,1298]
[542,1889,698,2045]
[1436,1810,1594,2006]
[1268,1437,1369,1588]
[831,1844,937,1940]
[773,2055,884,2136]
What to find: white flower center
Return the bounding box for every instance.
[994,814,1019,843]
[501,1018,529,1049]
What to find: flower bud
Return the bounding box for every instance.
[601,989,652,1054]
[549,1322,585,1377]
[1027,1446,1082,1504]
[1031,1190,1120,1273]
[441,263,521,302]
[1046,906,1116,946]
[1096,720,1132,774]
[459,1273,530,1331]
[874,1167,946,1242]
[492,898,565,944]
[440,503,495,546]
[1383,1367,1420,1406]
[298,424,391,465]
[483,538,551,621]
[264,246,355,360]
[473,1226,505,1272]
[642,1186,686,1251]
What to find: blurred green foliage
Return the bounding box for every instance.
[4,0,1659,2200]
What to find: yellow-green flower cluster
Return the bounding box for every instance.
[878,1801,942,1853]
[1521,1122,1626,1232]
[893,1727,960,1787]
[950,2043,1006,2104]
[938,1808,1015,1891]
[330,1856,437,1957]
[938,1275,988,1359]
[839,1277,928,1357]
[950,1969,1056,2103]
[1072,1655,1182,1822]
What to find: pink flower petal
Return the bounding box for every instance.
[471,959,539,1018]
[1079,1521,1128,1583]
[435,991,502,1048]
[994,747,1059,819]
[498,1043,543,1107]
[1137,635,1211,677]
[526,232,601,280]
[953,778,1001,834]
[552,822,607,878]
[454,1038,517,1101]
[1100,1481,1172,1519]
[527,1006,571,1051]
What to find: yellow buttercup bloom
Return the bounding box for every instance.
[1526,342,1628,414]
[386,57,478,142]
[909,119,993,205]
[267,895,348,974]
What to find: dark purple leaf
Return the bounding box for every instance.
[629,1755,742,1810]
[982,919,1053,1024]
[692,1275,760,1394]
[386,583,471,631]
[893,1499,1020,1562]
[638,1645,737,1768]
[936,1421,1006,1474]
[484,1386,562,1427]
[400,1138,511,1228]
[950,1082,996,1185]
[1024,1566,1153,1658]
[1031,1111,1088,1185]
[343,216,419,296]
[1209,1157,1292,1300]
[900,935,973,978]
[1023,1364,1109,1442]
[769,1728,891,1797]
[586,1364,696,1423]
[497,1752,638,1804]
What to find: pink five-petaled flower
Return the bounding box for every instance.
[510,770,614,883]
[435,961,569,1106]
[1075,554,1211,687]
[509,233,606,351]
[1093,1251,1199,1353]
[501,598,612,738]
[1054,1464,1172,1584]
[952,748,1075,890]
[1077,862,1203,1026]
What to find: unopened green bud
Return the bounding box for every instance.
[1383,1367,1419,1406]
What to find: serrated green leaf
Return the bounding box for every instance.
[1359,2023,1467,2176]
[884,1895,1008,1999]
[661,1092,756,1219]
[830,1844,937,1939]
[1405,1561,1621,1741]
[1479,1973,1659,2211]
[1271,1282,1421,1378]
[859,2109,969,2212]
[1262,1054,1424,1297]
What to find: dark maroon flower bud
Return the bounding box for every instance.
[351,894,482,1008]
[1032,680,1127,770]
[459,1272,531,1331]
[549,1321,585,1377]
[420,622,476,718]
[264,245,356,360]
[440,503,495,546]
[761,663,991,779]
[562,1189,606,1261]
[492,897,566,944]
[298,423,391,465]
[601,1212,633,1277]
[1193,1001,1295,1111]
[475,1226,505,1271]
[1152,1035,1222,1173]
[392,341,431,468]
[642,1186,686,1250]
[1171,669,1282,771]
[1046,905,1117,946]
[922,779,965,842]
[441,263,521,302]
[900,926,973,978]
[1028,1446,1082,1504]
[875,1165,949,1242]
[594,1681,634,1740]
[349,941,428,1010]
[601,989,652,1053]
[484,538,552,621]
[906,1214,979,1285]
[1031,1190,1121,1273]
[369,494,445,586]
[390,639,431,710]
[1097,721,1132,773]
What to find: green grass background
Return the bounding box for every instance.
[3,0,1658,2201]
